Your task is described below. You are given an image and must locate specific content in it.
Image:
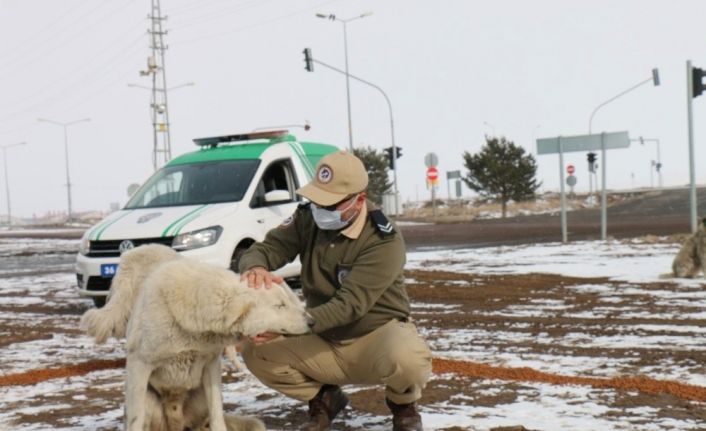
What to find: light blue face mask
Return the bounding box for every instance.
[311,196,357,230]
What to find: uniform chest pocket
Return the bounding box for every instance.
[335,263,353,287]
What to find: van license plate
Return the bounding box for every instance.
[101,264,118,277]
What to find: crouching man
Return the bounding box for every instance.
[239,151,432,431]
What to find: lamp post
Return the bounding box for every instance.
[588,68,659,240]
[1,142,26,226]
[37,118,90,223]
[252,121,310,132]
[315,11,373,151]
[304,52,400,215]
[588,68,660,134]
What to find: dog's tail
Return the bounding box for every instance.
[80,244,180,343]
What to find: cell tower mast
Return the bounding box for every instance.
[140,0,171,170]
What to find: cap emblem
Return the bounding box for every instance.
[317,165,333,184]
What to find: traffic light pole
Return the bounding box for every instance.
[308,55,400,215]
[558,138,568,243]
[687,60,698,233]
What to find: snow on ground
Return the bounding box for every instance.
[0,237,704,430]
[407,239,699,284]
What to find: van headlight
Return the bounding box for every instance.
[79,235,91,256]
[172,226,223,251]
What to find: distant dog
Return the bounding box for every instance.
[81,244,313,431]
[672,217,706,278]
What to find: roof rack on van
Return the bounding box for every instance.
[193,130,289,148]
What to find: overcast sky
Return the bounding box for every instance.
[2,0,706,218]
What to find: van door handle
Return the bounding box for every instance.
[257,219,265,224]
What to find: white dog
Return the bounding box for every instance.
[81,244,313,431]
[672,217,706,278]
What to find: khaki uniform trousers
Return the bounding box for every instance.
[242,319,432,405]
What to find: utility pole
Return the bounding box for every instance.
[38,118,90,223]
[1,142,26,226]
[141,0,172,170]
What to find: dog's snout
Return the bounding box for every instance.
[305,312,316,328]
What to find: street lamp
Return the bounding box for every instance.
[315,11,373,151]
[588,68,660,134]
[37,117,90,223]
[303,50,400,215]
[1,142,26,226]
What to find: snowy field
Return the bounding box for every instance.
[0,236,704,430]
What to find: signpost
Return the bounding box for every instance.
[536,131,630,242]
[427,166,439,182]
[424,153,439,216]
[446,170,461,200]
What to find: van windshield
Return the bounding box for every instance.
[124,160,260,209]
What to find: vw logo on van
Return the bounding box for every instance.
[118,240,135,254]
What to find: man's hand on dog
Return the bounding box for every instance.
[241,266,283,289]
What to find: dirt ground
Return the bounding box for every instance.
[1,264,705,430]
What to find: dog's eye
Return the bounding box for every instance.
[276,301,286,309]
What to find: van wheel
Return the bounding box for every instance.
[92,296,106,308]
[230,244,251,272]
[284,277,302,290]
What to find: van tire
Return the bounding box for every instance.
[230,240,254,272]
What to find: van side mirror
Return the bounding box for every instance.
[264,190,291,203]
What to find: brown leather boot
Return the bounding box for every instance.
[302,385,349,431]
[386,398,424,431]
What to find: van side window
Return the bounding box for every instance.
[250,159,299,208]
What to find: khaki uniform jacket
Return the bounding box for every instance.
[238,201,409,340]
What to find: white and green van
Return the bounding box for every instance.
[75,130,338,307]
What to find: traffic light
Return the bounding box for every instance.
[587,152,596,173]
[383,146,403,170]
[303,48,314,72]
[693,66,706,98]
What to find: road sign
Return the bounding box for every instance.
[536,131,630,155]
[446,170,461,179]
[566,175,577,187]
[424,152,439,168]
[567,164,575,175]
[427,166,439,181]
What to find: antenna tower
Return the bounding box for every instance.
[140,0,171,170]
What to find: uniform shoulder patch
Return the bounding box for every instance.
[369,210,395,237]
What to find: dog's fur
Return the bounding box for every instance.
[672,217,706,278]
[81,244,312,431]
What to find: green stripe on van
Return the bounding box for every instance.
[162,205,209,237]
[170,205,212,236]
[94,211,132,240]
[289,142,314,180]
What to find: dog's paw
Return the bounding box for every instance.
[223,414,265,431]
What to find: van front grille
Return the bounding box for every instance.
[87,237,175,257]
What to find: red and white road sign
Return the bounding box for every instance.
[427,166,439,181]
[567,164,575,175]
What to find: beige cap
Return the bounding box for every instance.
[297,151,368,206]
